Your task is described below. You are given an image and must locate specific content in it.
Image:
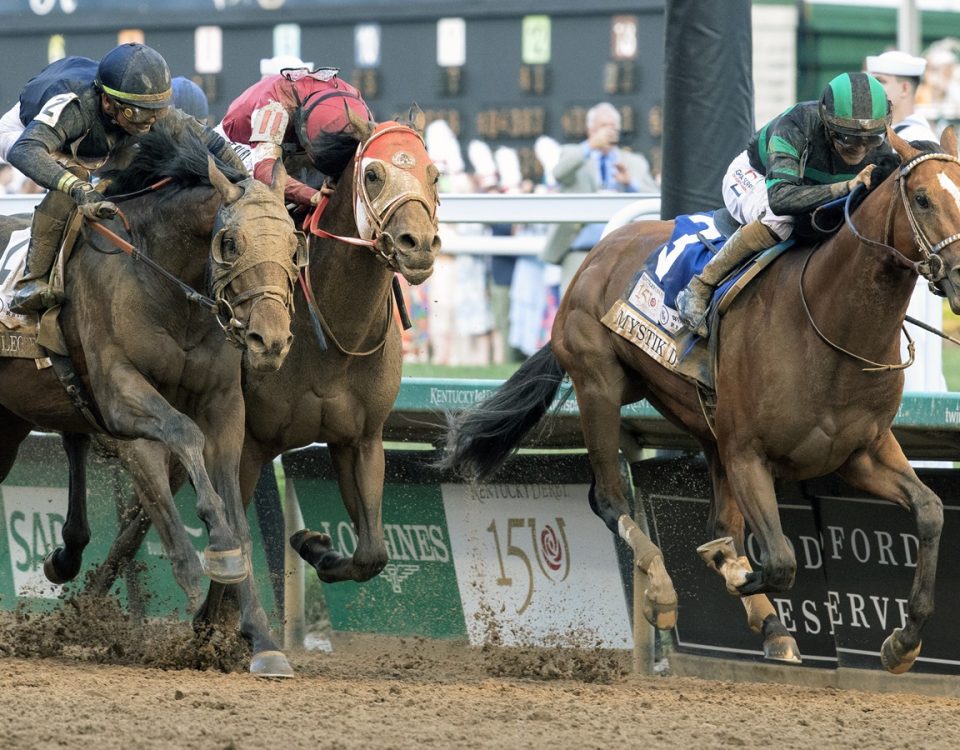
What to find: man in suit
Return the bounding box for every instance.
[540,102,659,292]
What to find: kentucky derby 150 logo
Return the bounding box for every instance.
[486,516,570,614]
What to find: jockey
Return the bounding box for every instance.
[4,42,247,314]
[676,72,892,338]
[218,66,372,211]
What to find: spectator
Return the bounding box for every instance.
[866,50,946,396]
[539,102,659,293]
[916,38,960,134]
[865,50,936,142]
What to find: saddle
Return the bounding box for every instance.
[600,209,793,394]
[0,209,115,431]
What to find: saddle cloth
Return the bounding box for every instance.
[600,212,792,390]
[0,228,46,360]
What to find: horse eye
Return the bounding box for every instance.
[915,192,930,209]
[222,237,237,255]
[365,168,380,184]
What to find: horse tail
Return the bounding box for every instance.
[439,343,566,482]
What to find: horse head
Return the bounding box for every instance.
[887,126,960,313]
[207,156,299,371]
[348,109,442,285]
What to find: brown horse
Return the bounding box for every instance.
[0,121,299,605]
[83,113,441,676]
[441,128,960,675]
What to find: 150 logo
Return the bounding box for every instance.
[487,516,570,614]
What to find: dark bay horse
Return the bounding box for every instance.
[442,128,960,675]
[84,113,441,676]
[0,121,300,613]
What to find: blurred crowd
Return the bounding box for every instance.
[5,36,960,369]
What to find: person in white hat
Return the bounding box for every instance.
[865,50,937,143]
[865,50,946,406]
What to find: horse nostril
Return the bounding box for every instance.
[397,233,417,252]
[431,234,442,253]
[247,331,265,350]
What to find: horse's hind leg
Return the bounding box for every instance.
[43,433,91,584]
[702,454,800,663]
[0,407,32,481]
[838,432,943,675]
[573,371,677,629]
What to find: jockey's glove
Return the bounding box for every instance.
[77,201,120,220]
[69,180,107,205]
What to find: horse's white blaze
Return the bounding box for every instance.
[937,171,960,211]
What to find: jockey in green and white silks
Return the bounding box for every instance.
[676,72,893,338]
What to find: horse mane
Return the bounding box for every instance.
[309,129,360,178]
[103,119,245,196]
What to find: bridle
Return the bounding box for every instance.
[298,122,437,356]
[844,151,960,287]
[800,150,960,372]
[304,122,439,269]
[88,178,297,348]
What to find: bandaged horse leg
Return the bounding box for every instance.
[622,516,678,630]
[697,536,751,594]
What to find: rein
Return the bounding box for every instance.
[85,177,292,348]
[797,151,960,373]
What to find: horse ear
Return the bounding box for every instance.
[887,125,921,162]
[207,154,243,205]
[941,126,958,158]
[346,106,372,142]
[408,105,426,136]
[269,157,288,201]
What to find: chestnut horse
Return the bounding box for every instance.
[84,113,441,677]
[442,128,960,675]
[0,120,299,609]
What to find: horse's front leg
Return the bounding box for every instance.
[573,374,677,630]
[838,432,943,675]
[92,370,244,584]
[291,438,389,583]
[718,446,797,595]
[43,432,92,584]
[699,451,801,663]
[193,403,292,679]
[87,439,203,608]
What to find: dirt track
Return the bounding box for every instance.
[2,605,960,750]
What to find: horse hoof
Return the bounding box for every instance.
[42,549,70,585]
[642,589,678,630]
[250,650,294,679]
[290,529,333,564]
[763,634,802,664]
[201,547,248,584]
[881,629,921,675]
[696,536,736,568]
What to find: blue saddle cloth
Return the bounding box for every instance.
[644,212,737,307]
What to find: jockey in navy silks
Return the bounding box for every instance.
[3,43,245,314]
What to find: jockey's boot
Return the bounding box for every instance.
[675,219,779,338]
[8,203,69,315]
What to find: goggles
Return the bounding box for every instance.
[111,98,163,125]
[831,130,885,150]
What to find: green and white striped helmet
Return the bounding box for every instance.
[818,72,891,137]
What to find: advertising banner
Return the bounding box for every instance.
[634,456,960,674]
[284,449,634,647]
[0,434,277,619]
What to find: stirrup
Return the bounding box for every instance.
[676,287,710,338]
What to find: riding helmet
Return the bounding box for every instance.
[172,76,209,121]
[96,43,173,109]
[818,72,891,137]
